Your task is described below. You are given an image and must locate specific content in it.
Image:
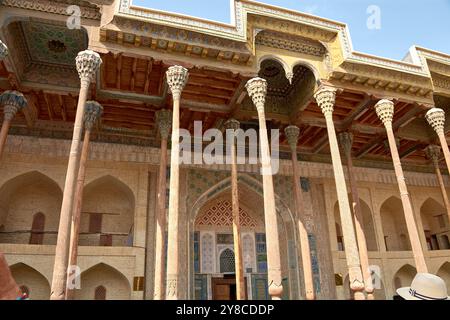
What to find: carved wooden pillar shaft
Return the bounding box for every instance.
[0,91,27,160]
[284,125,315,300]
[314,87,365,300]
[426,108,450,178]
[246,78,283,300]
[165,66,189,300]
[0,40,7,60]
[425,145,450,224]
[224,119,245,300]
[338,131,374,300]
[65,101,103,300]
[154,109,172,300]
[375,99,428,273]
[51,50,102,300]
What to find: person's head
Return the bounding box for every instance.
[396,273,449,300]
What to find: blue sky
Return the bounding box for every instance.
[132,0,450,60]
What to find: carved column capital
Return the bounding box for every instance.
[156,109,172,139]
[314,86,336,117]
[245,77,267,113]
[0,90,28,121]
[425,145,441,164]
[425,108,446,135]
[166,66,189,99]
[338,131,353,156]
[84,101,103,130]
[0,40,8,60]
[374,99,395,127]
[76,50,102,83]
[284,125,300,151]
[224,118,240,130]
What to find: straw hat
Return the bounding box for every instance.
[396,273,449,300]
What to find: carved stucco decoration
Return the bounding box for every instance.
[255,30,326,57]
[1,0,101,20]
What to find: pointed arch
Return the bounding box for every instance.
[393,264,417,290]
[190,174,294,225]
[436,262,450,295]
[380,196,411,251]
[9,263,50,300]
[188,174,298,300]
[80,175,135,246]
[75,263,131,300]
[420,197,448,250]
[219,248,236,273]
[0,171,62,244]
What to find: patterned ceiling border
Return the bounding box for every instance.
[0,0,101,20]
[118,0,432,77]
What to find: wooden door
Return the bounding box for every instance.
[213,284,231,300]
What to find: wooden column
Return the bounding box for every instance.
[0,40,7,60]
[375,99,428,273]
[0,91,27,160]
[165,66,189,300]
[425,145,450,224]
[51,50,102,300]
[153,109,172,300]
[224,119,245,300]
[284,125,315,300]
[426,108,450,178]
[65,101,103,300]
[246,78,283,300]
[338,132,374,300]
[314,87,365,300]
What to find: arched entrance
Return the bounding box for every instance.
[188,175,298,300]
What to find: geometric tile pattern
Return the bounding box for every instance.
[195,199,257,227]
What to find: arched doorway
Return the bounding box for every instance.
[420,198,449,250]
[189,176,297,300]
[10,263,50,300]
[380,196,411,251]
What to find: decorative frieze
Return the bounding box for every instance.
[1,0,101,20]
[3,135,447,188]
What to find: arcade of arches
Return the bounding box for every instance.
[1,0,450,301]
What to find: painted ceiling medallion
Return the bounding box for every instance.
[20,21,87,66]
